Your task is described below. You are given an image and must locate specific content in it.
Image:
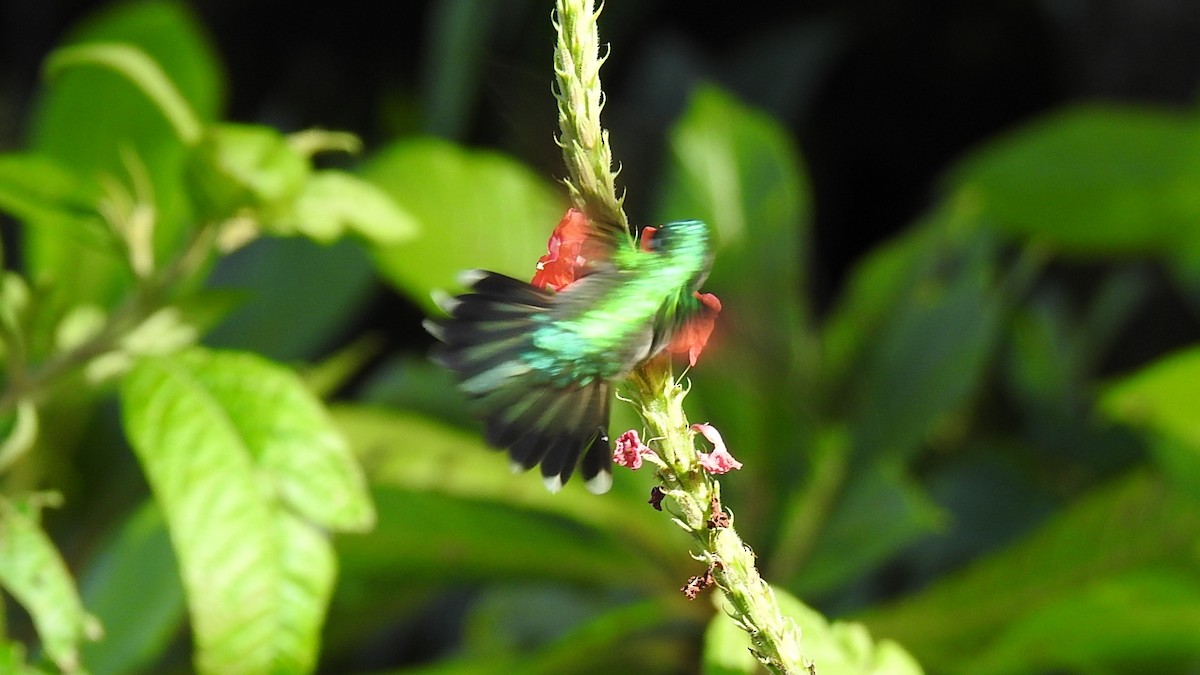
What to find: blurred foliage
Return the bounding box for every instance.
[1,2,1200,674]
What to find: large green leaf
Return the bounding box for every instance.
[791,462,945,595]
[963,568,1200,675]
[952,105,1200,255]
[656,84,812,344]
[857,470,1200,673]
[338,488,651,591]
[79,502,184,675]
[653,84,816,503]
[27,1,223,305]
[394,597,691,675]
[331,404,688,588]
[204,236,377,362]
[120,347,372,674]
[845,217,1004,461]
[0,495,100,673]
[362,137,565,311]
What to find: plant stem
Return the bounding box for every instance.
[0,224,216,415]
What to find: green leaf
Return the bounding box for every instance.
[361,137,565,310]
[704,585,924,675]
[45,42,203,145]
[656,84,812,344]
[1102,345,1200,447]
[0,495,101,674]
[1101,346,1200,493]
[332,404,688,588]
[392,595,689,675]
[27,1,223,305]
[184,123,310,223]
[952,105,1200,255]
[793,462,944,595]
[820,224,938,392]
[964,568,1200,675]
[857,470,1200,673]
[654,84,817,488]
[79,502,185,675]
[120,347,371,674]
[0,641,50,675]
[204,236,377,362]
[0,153,105,238]
[0,400,38,473]
[285,170,419,244]
[847,222,1004,460]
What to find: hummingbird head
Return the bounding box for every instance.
[644,219,713,291]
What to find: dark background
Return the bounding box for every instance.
[5,0,1199,316]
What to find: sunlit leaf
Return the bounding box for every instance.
[1102,346,1200,493]
[120,347,371,673]
[0,153,105,239]
[0,495,101,673]
[286,170,419,244]
[45,42,203,145]
[184,123,309,222]
[0,640,50,675]
[361,137,565,311]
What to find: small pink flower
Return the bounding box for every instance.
[613,429,655,469]
[691,423,743,474]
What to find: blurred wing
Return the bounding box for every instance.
[424,270,614,494]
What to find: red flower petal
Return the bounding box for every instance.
[668,292,722,366]
[639,226,658,252]
[532,208,593,291]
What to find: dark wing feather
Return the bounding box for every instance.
[425,270,614,493]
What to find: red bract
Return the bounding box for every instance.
[639,226,658,252]
[669,292,722,367]
[532,207,592,291]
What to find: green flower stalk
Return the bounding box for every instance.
[625,358,808,674]
[552,1,810,672]
[552,0,629,233]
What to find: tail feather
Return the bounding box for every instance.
[426,271,614,493]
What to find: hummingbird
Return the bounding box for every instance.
[424,210,718,494]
